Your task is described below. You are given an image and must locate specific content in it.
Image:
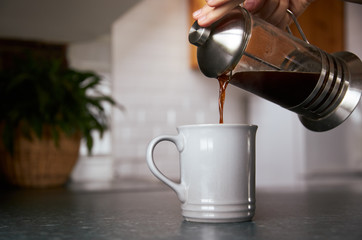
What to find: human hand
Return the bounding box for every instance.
[193,0,315,29]
[193,0,244,27]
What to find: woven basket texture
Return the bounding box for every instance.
[0,128,81,188]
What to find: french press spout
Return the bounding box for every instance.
[189,7,362,132]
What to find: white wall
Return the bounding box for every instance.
[248,97,307,187]
[67,34,113,156]
[344,1,362,171]
[67,35,115,183]
[345,3,362,58]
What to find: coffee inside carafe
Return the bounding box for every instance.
[229,71,320,108]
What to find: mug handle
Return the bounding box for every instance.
[146,134,186,203]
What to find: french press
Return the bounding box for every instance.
[189,7,362,132]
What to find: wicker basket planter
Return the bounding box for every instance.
[0,50,119,188]
[0,130,81,188]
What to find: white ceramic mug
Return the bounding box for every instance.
[146,124,257,223]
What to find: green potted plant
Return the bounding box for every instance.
[0,53,119,188]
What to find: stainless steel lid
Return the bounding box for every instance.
[189,7,251,78]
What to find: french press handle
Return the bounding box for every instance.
[286,9,309,44]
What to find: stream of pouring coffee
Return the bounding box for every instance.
[217,74,229,124]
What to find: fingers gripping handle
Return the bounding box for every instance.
[146,135,186,203]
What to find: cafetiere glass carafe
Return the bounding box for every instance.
[189,7,362,132]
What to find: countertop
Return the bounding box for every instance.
[1,180,362,240]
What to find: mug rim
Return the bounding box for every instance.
[177,123,257,129]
